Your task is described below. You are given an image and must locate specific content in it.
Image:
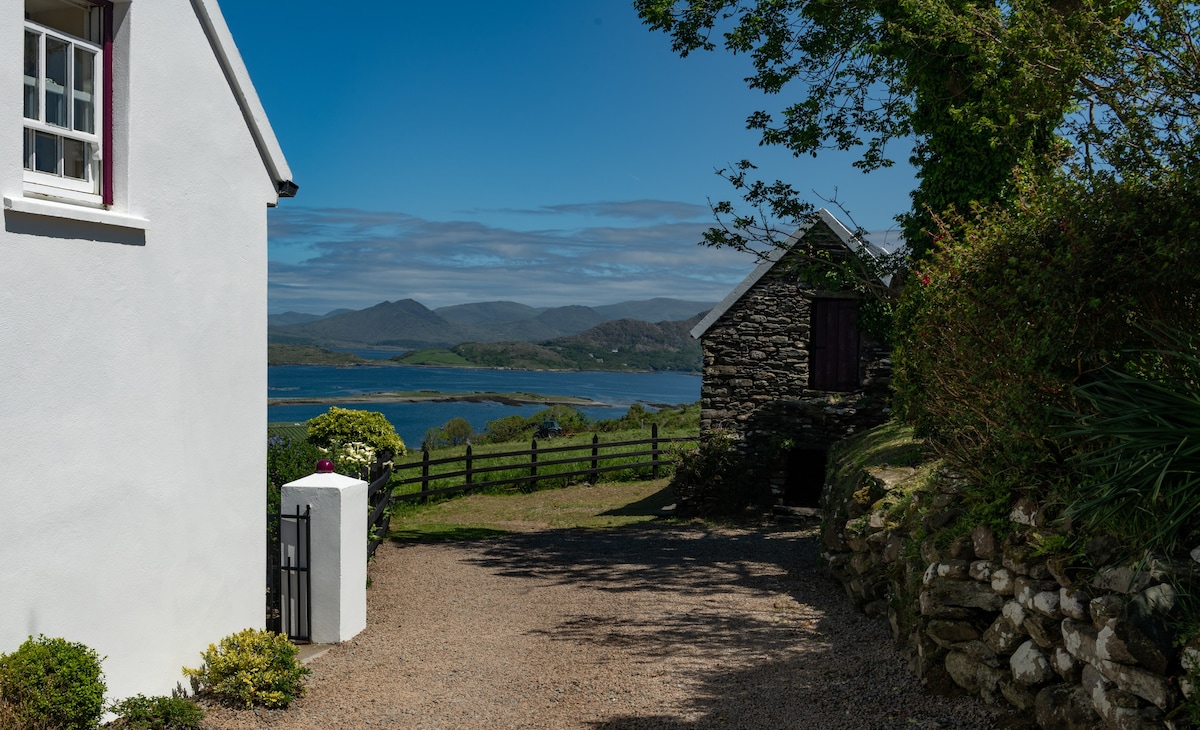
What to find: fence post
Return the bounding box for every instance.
[464,444,473,493]
[281,461,367,644]
[421,448,430,504]
[590,434,599,482]
[652,423,660,479]
[530,438,538,490]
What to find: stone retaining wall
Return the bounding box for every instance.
[823,466,1200,729]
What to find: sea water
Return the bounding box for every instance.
[268,365,700,447]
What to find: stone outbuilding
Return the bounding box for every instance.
[690,209,894,507]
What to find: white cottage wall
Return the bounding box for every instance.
[0,0,281,701]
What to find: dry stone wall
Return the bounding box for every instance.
[823,466,1200,729]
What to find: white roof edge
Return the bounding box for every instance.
[193,0,295,197]
[690,208,869,339]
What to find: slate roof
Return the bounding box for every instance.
[690,208,885,339]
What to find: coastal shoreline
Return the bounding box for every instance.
[267,391,612,408]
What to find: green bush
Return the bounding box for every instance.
[267,435,326,512]
[0,635,106,730]
[1065,330,1200,555]
[306,407,406,458]
[108,695,204,729]
[893,171,1200,490]
[182,629,310,709]
[480,414,533,444]
[669,431,762,516]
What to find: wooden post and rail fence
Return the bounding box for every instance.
[388,424,695,506]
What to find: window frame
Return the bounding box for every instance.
[21,0,114,207]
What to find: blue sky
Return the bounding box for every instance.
[221,1,917,314]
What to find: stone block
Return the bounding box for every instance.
[1002,600,1028,627]
[969,560,993,582]
[1034,684,1098,730]
[972,524,999,560]
[1024,613,1062,649]
[1031,589,1061,618]
[926,619,982,649]
[923,575,1006,613]
[983,615,1027,655]
[1091,594,1126,628]
[999,679,1038,710]
[1060,586,1090,621]
[945,650,1006,701]
[1051,647,1082,683]
[991,568,1016,595]
[1064,619,1177,710]
[1011,640,1055,687]
[950,533,976,561]
[936,560,971,580]
[1014,576,1059,611]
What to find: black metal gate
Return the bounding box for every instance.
[266,504,312,642]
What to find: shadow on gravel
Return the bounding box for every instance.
[461,523,1000,730]
[389,525,510,542]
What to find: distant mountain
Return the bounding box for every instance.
[592,298,716,323]
[268,297,716,350]
[270,299,459,347]
[267,308,353,327]
[434,301,543,326]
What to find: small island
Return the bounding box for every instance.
[267,390,610,408]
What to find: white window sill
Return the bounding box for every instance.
[3,195,149,231]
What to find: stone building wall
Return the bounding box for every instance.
[697,221,892,449]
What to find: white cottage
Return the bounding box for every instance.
[1,0,294,700]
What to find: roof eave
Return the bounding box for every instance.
[193,0,296,201]
[690,208,881,339]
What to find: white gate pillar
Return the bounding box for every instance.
[281,461,367,644]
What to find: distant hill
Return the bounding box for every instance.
[270,299,458,348]
[397,312,704,372]
[267,308,353,327]
[268,297,715,350]
[434,301,543,326]
[592,298,715,323]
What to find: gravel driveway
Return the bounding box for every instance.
[202,522,1001,729]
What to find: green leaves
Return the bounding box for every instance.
[182,629,310,709]
[0,635,106,730]
[306,407,406,459]
[1066,334,1200,555]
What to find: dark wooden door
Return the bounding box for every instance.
[810,298,860,391]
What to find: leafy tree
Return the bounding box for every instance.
[635,0,1200,259]
[482,415,533,444]
[442,417,474,446]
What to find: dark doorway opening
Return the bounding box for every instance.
[784,448,827,507]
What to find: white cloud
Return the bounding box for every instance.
[267,204,755,314]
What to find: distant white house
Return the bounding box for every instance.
[1,0,294,701]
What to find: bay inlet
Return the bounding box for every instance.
[268,365,701,448]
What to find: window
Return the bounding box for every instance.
[23,0,111,206]
[809,298,860,392]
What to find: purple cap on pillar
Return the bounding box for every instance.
[316,459,335,474]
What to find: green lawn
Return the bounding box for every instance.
[388,478,676,541]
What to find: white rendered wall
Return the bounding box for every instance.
[0,0,280,702]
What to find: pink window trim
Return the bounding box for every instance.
[82,0,113,206]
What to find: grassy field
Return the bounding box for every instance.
[388,478,677,541]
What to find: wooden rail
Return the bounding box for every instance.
[366,463,394,559]
[391,424,696,504]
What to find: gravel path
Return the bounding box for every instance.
[202,522,1001,729]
